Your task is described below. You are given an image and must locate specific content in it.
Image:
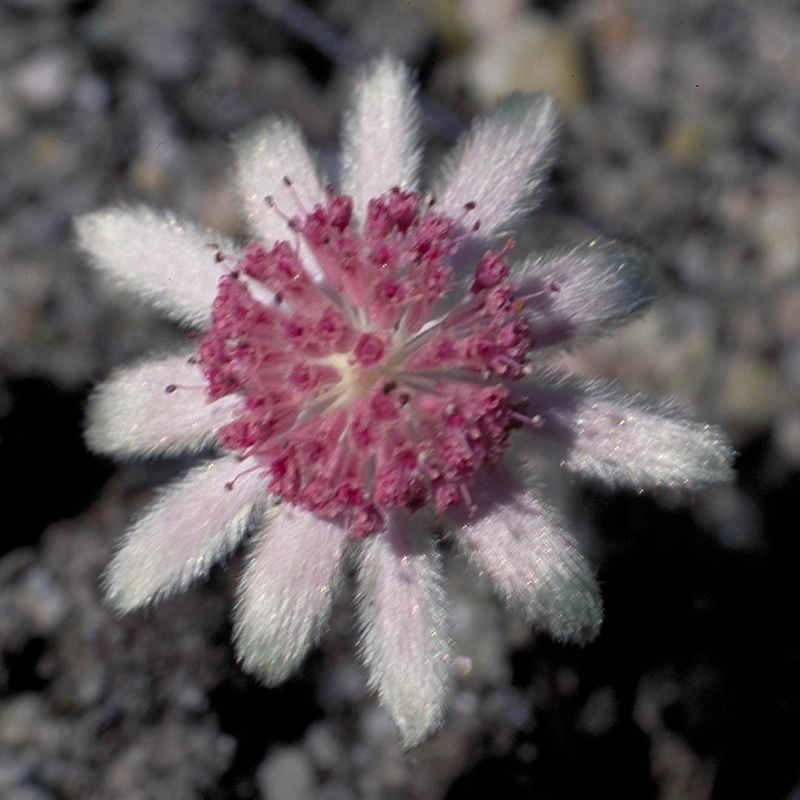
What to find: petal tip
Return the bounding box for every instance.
[396,702,446,750]
[436,89,559,234]
[231,508,348,689]
[232,630,298,687]
[541,578,604,645]
[82,383,115,456]
[101,556,155,614]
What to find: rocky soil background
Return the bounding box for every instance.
[1,0,798,798]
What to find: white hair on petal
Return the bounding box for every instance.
[341,55,422,223]
[104,457,266,612]
[234,117,326,262]
[434,93,558,237]
[233,506,349,686]
[75,206,236,327]
[451,472,602,643]
[515,239,655,350]
[355,512,451,748]
[85,351,239,459]
[517,370,735,489]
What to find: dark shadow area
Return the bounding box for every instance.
[446,436,800,800]
[208,660,325,800]
[0,378,114,555]
[1,636,50,695]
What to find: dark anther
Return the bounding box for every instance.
[464,201,477,211]
[224,481,234,491]
[264,195,275,206]
[187,356,198,365]
[550,282,560,292]
[274,292,283,305]
[165,384,177,394]
[382,380,398,394]
[214,251,225,263]
[282,175,293,187]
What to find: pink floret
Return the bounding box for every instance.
[197,187,533,537]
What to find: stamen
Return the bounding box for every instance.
[282,174,309,217]
[519,282,560,302]
[164,383,205,394]
[459,483,477,516]
[205,242,233,265]
[441,201,482,249]
[264,194,296,229]
[224,464,261,492]
[450,221,481,246]
[511,411,544,428]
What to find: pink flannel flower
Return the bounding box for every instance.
[77,58,733,747]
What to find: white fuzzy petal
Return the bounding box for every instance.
[105,457,265,611]
[85,353,239,458]
[341,56,421,221]
[521,374,735,489]
[454,473,601,642]
[234,506,349,686]
[235,118,326,248]
[517,240,655,348]
[76,206,233,327]
[356,513,451,748]
[435,94,557,236]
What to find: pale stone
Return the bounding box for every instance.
[466,13,588,111]
[257,747,317,800]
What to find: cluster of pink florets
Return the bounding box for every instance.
[198,186,533,537]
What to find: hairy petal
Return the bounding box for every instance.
[435,94,557,237]
[235,118,326,250]
[76,207,234,327]
[105,457,265,611]
[341,56,421,221]
[356,513,451,748]
[234,507,349,685]
[517,241,655,349]
[519,374,735,488]
[453,471,601,642]
[85,353,239,458]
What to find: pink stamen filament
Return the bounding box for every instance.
[224,464,262,491]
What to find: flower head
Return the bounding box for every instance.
[78,57,733,747]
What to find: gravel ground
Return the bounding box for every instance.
[1,1,799,798]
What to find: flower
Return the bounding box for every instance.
[77,57,733,747]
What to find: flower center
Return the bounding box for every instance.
[198,187,532,536]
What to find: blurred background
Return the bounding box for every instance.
[0,0,798,797]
